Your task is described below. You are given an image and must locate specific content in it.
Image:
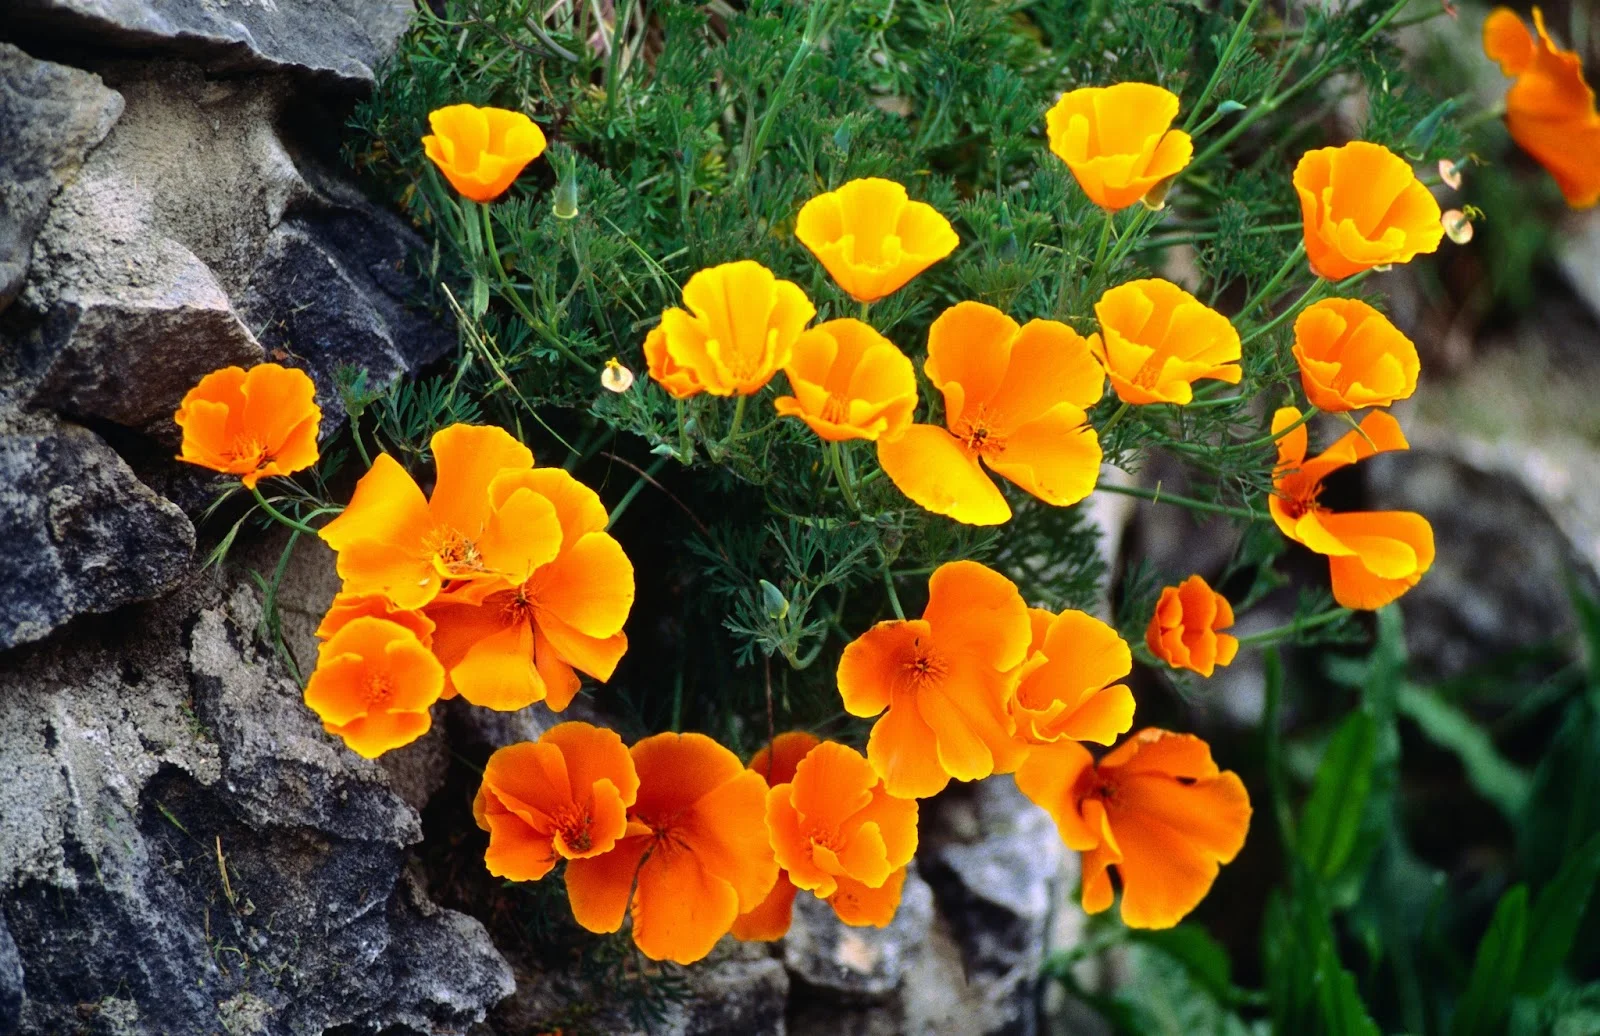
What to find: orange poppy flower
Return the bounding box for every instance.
[316,424,550,611]
[765,740,919,929]
[302,617,445,759]
[174,363,321,488]
[794,178,959,302]
[427,467,633,711]
[732,731,822,941]
[1291,297,1420,412]
[1145,575,1239,677]
[472,722,639,882]
[1015,729,1251,929]
[565,732,778,965]
[836,560,1032,799]
[1090,279,1242,405]
[643,260,817,398]
[1011,608,1135,746]
[773,319,918,442]
[316,591,436,646]
[1483,8,1600,209]
[421,104,548,204]
[1045,84,1194,212]
[876,302,1104,526]
[1293,141,1444,281]
[1271,407,1435,609]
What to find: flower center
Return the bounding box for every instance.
[1131,354,1167,389]
[499,586,537,626]
[803,821,844,853]
[821,392,851,424]
[365,674,395,710]
[902,639,948,689]
[225,434,269,469]
[426,526,486,577]
[553,805,593,852]
[957,410,1006,458]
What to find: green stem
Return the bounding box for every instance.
[607,454,671,528]
[1184,0,1265,132]
[675,398,692,461]
[1093,209,1115,271]
[740,0,836,185]
[725,395,749,443]
[1097,482,1262,521]
[858,300,871,322]
[1234,405,1317,450]
[1234,241,1306,323]
[882,562,906,620]
[1099,400,1132,434]
[479,201,597,374]
[250,485,325,536]
[1237,608,1351,647]
[1240,276,1327,345]
[349,418,374,469]
[828,440,861,513]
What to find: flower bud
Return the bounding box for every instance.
[553,165,580,220]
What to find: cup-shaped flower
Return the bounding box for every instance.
[472,722,640,882]
[428,466,634,711]
[1292,297,1420,412]
[766,741,919,928]
[643,260,817,398]
[1090,279,1241,405]
[795,178,959,302]
[1145,575,1238,677]
[565,732,778,965]
[1484,8,1600,209]
[733,731,822,941]
[316,592,436,647]
[1271,407,1435,609]
[877,302,1104,526]
[174,363,320,488]
[1011,608,1135,746]
[422,104,547,203]
[1045,84,1194,212]
[317,424,550,610]
[1294,142,1445,281]
[774,319,918,442]
[303,617,445,759]
[837,560,1032,799]
[1016,729,1251,929]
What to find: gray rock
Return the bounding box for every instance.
[0,409,194,650]
[0,42,123,313]
[784,869,935,1003]
[0,915,20,1034]
[5,0,415,87]
[672,947,789,1036]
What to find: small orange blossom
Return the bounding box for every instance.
[1484,8,1600,209]
[422,104,548,203]
[1011,608,1136,746]
[1045,84,1194,211]
[1294,141,1444,281]
[1090,279,1241,405]
[1145,575,1239,677]
[795,178,959,302]
[174,363,320,488]
[1292,297,1420,413]
[303,617,445,759]
[774,318,918,442]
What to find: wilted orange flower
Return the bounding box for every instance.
[422,104,548,203]
[316,592,436,646]
[1090,279,1241,405]
[1016,729,1251,929]
[1145,575,1239,677]
[643,261,816,398]
[794,178,959,302]
[565,732,777,965]
[1484,8,1600,208]
[877,302,1104,526]
[1012,608,1135,746]
[773,319,918,442]
[1292,297,1420,412]
[317,424,544,610]
[766,740,918,928]
[428,467,633,711]
[1294,142,1444,281]
[303,617,445,759]
[472,722,639,882]
[174,363,320,488]
[732,731,822,941]
[1271,407,1435,609]
[837,560,1032,799]
[1045,84,1194,211]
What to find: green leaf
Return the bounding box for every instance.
[1397,682,1532,820]
[1516,832,1600,995]
[1264,883,1381,1036]
[1299,710,1377,882]
[1452,884,1530,1036]
[1127,925,1234,1006]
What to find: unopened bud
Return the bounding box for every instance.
[1441,208,1474,244]
[601,358,634,392]
[759,579,789,621]
[553,168,580,220]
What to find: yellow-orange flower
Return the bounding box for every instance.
[643,261,816,398]
[428,466,633,711]
[877,302,1104,526]
[472,722,639,882]
[1011,608,1135,746]
[733,731,822,941]
[1484,8,1600,208]
[317,424,548,610]
[1292,297,1420,412]
[795,178,959,302]
[1045,84,1194,211]
[565,732,777,965]
[1090,279,1241,405]
[1016,729,1251,929]
[773,319,918,442]
[766,740,918,928]
[1145,575,1238,677]
[837,560,1032,799]
[422,104,547,203]
[1271,407,1435,609]
[174,363,320,488]
[1293,142,1444,281]
[303,617,444,758]
[316,592,436,646]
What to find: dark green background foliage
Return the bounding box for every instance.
[329,0,1599,1031]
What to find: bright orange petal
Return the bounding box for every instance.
[878,424,1011,525]
[565,833,650,934]
[828,867,906,927]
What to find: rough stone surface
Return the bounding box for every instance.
[0,408,194,650]
[6,0,415,86]
[0,916,20,1034]
[785,870,935,1004]
[0,42,122,312]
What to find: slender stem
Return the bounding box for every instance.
[1234,405,1317,450]
[1184,0,1265,132]
[479,201,597,374]
[725,395,749,443]
[828,440,861,513]
[675,398,692,461]
[349,418,374,469]
[1093,209,1115,271]
[1104,207,1154,268]
[1234,241,1306,323]
[606,454,672,528]
[858,300,871,322]
[882,562,906,620]
[740,0,835,185]
[1237,608,1351,647]
[1240,277,1327,345]
[1097,481,1262,521]
[1099,400,1132,434]
[250,485,325,536]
